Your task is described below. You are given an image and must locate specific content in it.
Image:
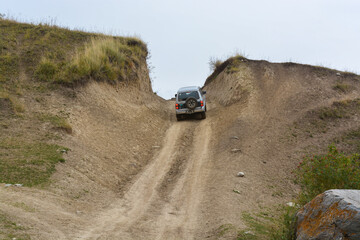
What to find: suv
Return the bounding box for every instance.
[175,86,207,121]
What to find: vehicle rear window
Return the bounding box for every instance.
[178,91,199,101]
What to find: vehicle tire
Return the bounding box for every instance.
[176,115,182,121]
[185,97,197,110]
[201,112,206,119]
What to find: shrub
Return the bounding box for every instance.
[209,57,223,71]
[294,145,360,204]
[38,37,145,85]
[35,58,57,81]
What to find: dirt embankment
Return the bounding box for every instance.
[1,22,360,240]
[200,57,360,238]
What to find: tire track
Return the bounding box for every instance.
[76,120,209,239]
[154,120,212,240]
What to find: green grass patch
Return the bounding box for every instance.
[37,113,72,133]
[239,206,298,240]
[294,145,360,204]
[34,57,58,82]
[0,212,30,240]
[38,37,146,85]
[0,139,68,186]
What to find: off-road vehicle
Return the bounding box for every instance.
[175,86,207,121]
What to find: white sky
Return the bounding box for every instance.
[1,0,359,99]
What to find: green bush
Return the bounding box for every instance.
[294,145,360,204]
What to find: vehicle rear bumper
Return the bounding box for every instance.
[176,106,205,115]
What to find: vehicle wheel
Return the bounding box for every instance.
[176,115,182,121]
[185,97,197,110]
[201,112,206,119]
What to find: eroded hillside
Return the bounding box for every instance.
[1,20,360,240]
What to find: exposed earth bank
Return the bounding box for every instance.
[1,21,360,240]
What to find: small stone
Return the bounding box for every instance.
[286,202,295,207]
[60,149,67,153]
[231,136,239,140]
[152,146,161,149]
[336,72,341,76]
[237,172,245,177]
[231,148,241,153]
[14,184,23,187]
[233,189,241,194]
[262,161,267,164]
[76,210,82,214]
[5,184,12,187]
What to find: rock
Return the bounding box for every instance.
[60,149,67,153]
[152,146,161,149]
[5,184,12,187]
[236,172,245,177]
[336,72,341,76]
[286,202,295,207]
[231,136,239,140]
[233,189,241,194]
[231,148,241,153]
[296,189,360,240]
[14,184,23,187]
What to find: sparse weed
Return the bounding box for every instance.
[37,113,72,133]
[239,206,298,240]
[333,83,350,92]
[319,107,343,119]
[0,92,24,114]
[209,57,223,71]
[0,212,31,240]
[8,95,25,114]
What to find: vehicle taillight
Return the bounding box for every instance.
[200,101,204,107]
[175,104,179,109]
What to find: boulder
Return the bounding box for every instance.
[296,189,360,240]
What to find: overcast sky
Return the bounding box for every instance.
[1,0,359,99]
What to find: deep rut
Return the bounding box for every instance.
[75,119,212,240]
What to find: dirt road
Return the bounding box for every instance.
[75,119,212,239]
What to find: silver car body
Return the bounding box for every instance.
[175,86,206,115]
